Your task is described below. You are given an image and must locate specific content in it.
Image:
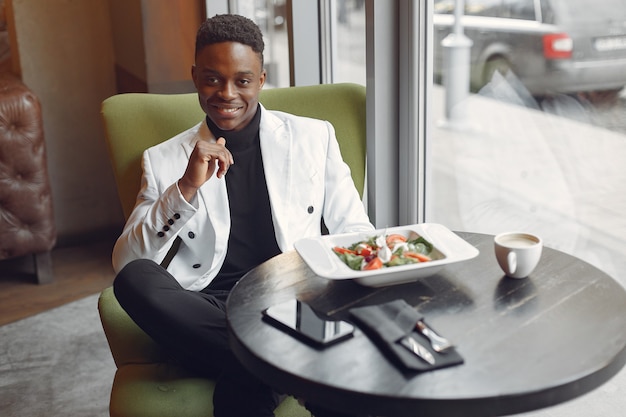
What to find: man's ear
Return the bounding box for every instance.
[191,65,198,85]
[259,69,267,90]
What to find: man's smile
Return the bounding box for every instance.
[212,104,243,114]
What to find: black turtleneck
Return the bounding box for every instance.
[205,106,281,291]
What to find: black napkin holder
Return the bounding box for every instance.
[350,299,464,372]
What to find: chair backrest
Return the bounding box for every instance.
[101,83,366,220]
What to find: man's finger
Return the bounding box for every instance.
[215,136,234,165]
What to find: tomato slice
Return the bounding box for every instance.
[386,234,407,246]
[363,257,383,270]
[405,252,431,262]
[333,246,356,255]
[356,243,374,257]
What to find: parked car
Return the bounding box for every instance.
[433,0,626,96]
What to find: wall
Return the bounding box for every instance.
[109,0,201,93]
[6,0,203,245]
[108,0,146,92]
[8,0,123,244]
[143,0,201,93]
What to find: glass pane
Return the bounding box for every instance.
[334,0,366,85]
[548,0,626,25]
[230,0,290,87]
[465,0,502,17]
[429,1,626,285]
[502,0,535,20]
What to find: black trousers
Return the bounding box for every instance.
[113,259,281,417]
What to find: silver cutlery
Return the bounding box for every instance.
[399,335,436,364]
[416,320,453,353]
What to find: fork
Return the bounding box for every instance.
[416,320,453,353]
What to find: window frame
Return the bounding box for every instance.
[364,0,430,227]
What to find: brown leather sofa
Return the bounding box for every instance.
[0,73,56,283]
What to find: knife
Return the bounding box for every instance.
[399,335,436,365]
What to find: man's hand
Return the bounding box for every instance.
[178,137,233,202]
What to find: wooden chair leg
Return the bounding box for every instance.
[34,251,54,284]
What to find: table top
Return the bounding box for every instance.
[226,232,626,417]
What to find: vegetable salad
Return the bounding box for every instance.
[332,233,433,271]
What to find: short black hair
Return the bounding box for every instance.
[195,14,265,67]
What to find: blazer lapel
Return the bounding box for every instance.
[259,106,292,250]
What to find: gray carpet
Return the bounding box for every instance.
[0,293,625,417]
[0,294,114,417]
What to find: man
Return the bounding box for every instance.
[112,14,373,417]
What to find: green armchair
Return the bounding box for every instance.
[98,83,367,417]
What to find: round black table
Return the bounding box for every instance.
[226,232,626,417]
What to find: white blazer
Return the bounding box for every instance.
[112,105,373,290]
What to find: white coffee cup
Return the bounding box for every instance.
[494,232,543,279]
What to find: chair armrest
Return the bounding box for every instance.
[98,286,168,367]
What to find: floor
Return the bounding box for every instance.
[0,238,116,326]
[0,292,115,417]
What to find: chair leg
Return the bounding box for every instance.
[34,252,53,284]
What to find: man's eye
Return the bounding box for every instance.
[239,79,251,85]
[206,77,220,85]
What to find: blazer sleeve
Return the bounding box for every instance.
[111,147,199,273]
[320,121,374,234]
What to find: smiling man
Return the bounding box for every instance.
[111,14,373,417]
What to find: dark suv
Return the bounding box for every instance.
[433,0,626,95]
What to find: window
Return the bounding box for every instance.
[502,0,536,20]
[435,0,537,20]
[333,0,366,85]
[465,0,501,17]
[429,0,626,283]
